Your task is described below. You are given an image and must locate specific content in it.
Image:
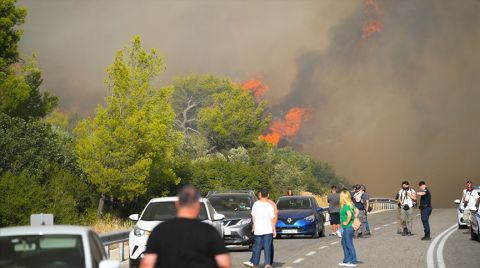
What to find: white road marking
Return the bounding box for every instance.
[319,246,329,249]
[306,251,317,256]
[293,258,304,264]
[374,227,381,230]
[391,221,397,224]
[285,267,293,268]
[330,241,339,245]
[426,224,457,268]
[383,224,390,227]
[436,226,457,268]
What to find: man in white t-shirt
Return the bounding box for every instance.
[250,188,275,268]
[397,180,416,236]
[461,180,479,228]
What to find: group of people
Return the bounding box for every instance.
[394,180,432,240]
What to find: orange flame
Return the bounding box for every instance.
[261,107,311,145]
[242,79,269,101]
[362,0,383,39]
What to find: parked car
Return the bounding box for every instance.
[0,225,120,268]
[469,191,480,241]
[276,196,325,238]
[128,197,225,268]
[206,190,257,247]
[454,186,480,229]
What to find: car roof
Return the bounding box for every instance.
[208,193,254,197]
[148,196,208,203]
[0,225,93,236]
[278,195,313,199]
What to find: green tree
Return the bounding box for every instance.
[0,0,27,67]
[198,88,271,150]
[75,36,180,218]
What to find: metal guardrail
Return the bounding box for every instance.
[100,230,130,262]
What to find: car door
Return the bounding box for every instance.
[88,231,106,268]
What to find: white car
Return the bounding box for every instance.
[0,225,120,268]
[128,197,225,268]
[454,187,480,229]
[470,207,480,241]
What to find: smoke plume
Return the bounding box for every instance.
[18,0,480,206]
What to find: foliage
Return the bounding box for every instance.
[198,88,271,150]
[75,36,181,204]
[0,0,27,67]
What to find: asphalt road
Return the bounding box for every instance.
[227,208,478,268]
[120,208,478,268]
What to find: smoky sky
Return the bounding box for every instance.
[18,0,480,207]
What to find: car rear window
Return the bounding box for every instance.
[141,201,208,221]
[208,195,252,211]
[0,234,84,268]
[277,198,312,210]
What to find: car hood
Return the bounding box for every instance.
[136,220,163,231]
[278,209,314,219]
[217,210,251,220]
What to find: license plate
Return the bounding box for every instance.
[282,229,298,234]
[224,229,232,235]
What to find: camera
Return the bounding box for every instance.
[403,204,410,211]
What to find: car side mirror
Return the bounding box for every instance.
[213,213,225,221]
[454,199,461,205]
[129,214,139,221]
[99,260,120,268]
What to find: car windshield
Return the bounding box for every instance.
[208,195,252,211]
[141,201,208,221]
[277,198,312,210]
[0,235,84,268]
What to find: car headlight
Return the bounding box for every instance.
[134,227,148,237]
[238,218,252,225]
[304,214,315,222]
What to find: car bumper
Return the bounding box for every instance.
[223,224,254,245]
[276,219,317,235]
[457,209,467,225]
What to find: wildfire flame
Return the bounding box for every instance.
[362,0,383,39]
[242,79,269,101]
[261,107,311,145]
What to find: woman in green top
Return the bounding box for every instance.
[339,190,358,267]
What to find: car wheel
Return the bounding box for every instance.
[470,225,479,241]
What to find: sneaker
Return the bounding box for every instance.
[345,263,357,267]
[338,263,348,266]
[364,231,371,236]
[336,230,342,237]
[243,261,254,267]
[421,236,431,241]
[407,232,413,236]
[265,265,273,268]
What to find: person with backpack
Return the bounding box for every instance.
[397,181,416,236]
[351,185,367,238]
[339,190,358,267]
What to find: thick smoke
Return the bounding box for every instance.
[18,0,480,206]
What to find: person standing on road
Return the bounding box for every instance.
[351,185,367,238]
[328,185,341,237]
[361,185,371,236]
[141,186,231,268]
[397,181,416,236]
[394,192,404,234]
[250,188,276,268]
[339,190,358,267]
[416,180,432,240]
[461,180,478,228]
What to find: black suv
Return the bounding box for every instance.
[206,190,257,246]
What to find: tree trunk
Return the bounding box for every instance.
[96,194,105,219]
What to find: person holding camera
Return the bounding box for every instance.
[397,181,416,236]
[416,181,432,240]
[461,180,478,228]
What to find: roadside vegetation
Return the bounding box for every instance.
[0,0,348,229]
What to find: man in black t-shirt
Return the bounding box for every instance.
[417,181,432,240]
[141,186,231,268]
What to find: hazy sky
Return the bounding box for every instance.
[18,0,480,207]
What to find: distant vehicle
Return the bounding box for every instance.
[206,190,257,247]
[469,191,480,241]
[454,186,480,229]
[276,196,325,238]
[0,225,120,268]
[128,197,225,268]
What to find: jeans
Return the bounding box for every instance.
[421,207,432,236]
[251,234,273,266]
[249,236,274,265]
[341,226,357,264]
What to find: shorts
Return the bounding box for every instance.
[330,212,340,224]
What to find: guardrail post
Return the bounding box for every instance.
[119,242,124,261]
[105,245,110,258]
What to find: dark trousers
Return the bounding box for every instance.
[251,234,273,266]
[421,207,432,236]
[250,236,274,265]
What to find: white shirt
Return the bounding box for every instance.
[251,200,275,235]
[398,189,416,208]
[462,189,479,210]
